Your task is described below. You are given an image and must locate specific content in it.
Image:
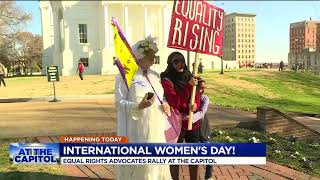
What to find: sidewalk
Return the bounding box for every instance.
[0,94,114,103]
[0,97,257,139]
[0,98,115,138]
[295,116,320,133]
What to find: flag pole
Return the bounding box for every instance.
[188,52,199,130]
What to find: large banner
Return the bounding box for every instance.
[10,141,266,165]
[167,0,224,56]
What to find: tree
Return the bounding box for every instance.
[0,1,31,39]
[0,1,33,75]
[15,32,43,75]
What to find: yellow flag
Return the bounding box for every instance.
[111,18,138,89]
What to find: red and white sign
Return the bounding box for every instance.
[167,0,224,56]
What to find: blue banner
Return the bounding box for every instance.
[60,143,266,157]
[10,143,60,164]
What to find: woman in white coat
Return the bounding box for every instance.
[114,36,172,180]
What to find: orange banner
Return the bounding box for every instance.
[59,136,128,144]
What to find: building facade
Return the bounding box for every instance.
[222,13,256,69]
[288,20,320,73]
[40,1,220,76]
[288,49,320,74]
[289,20,320,53]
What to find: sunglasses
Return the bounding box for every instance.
[173,58,185,64]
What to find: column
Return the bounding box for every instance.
[101,3,111,74]
[144,5,148,36]
[158,5,164,46]
[52,10,61,56]
[61,11,74,76]
[124,5,129,37]
[163,5,169,46]
[104,4,109,48]
[52,9,63,75]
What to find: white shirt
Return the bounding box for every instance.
[114,68,171,180]
[115,67,167,142]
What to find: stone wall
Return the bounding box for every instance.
[257,106,320,141]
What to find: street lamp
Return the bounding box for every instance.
[295,38,298,72]
[231,48,235,69]
[220,48,235,74]
[220,55,224,74]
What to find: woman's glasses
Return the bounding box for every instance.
[173,59,185,64]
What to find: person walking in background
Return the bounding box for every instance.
[279,60,284,71]
[0,63,7,87]
[76,60,85,80]
[198,60,204,74]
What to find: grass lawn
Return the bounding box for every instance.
[1,75,115,98]
[210,128,320,177]
[0,138,64,179]
[202,69,320,114]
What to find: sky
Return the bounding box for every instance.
[16,1,320,63]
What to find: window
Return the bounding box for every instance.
[79,24,88,43]
[154,56,160,64]
[80,58,89,67]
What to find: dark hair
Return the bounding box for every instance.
[196,77,205,88]
[160,52,192,91]
[197,77,205,84]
